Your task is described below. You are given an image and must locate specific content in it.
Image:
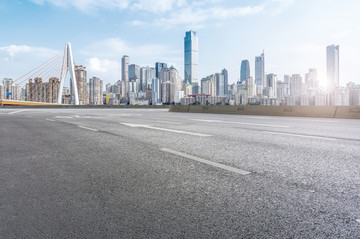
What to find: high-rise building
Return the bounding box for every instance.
[245,77,256,98]
[284,75,291,84]
[159,67,170,83]
[327,45,339,92]
[184,30,198,85]
[277,81,289,102]
[152,78,161,105]
[161,81,171,104]
[3,78,13,100]
[255,51,265,87]
[266,74,278,98]
[305,68,319,89]
[121,55,130,97]
[74,65,88,105]
[146,66,155,90]
[89,77,103,105]
[169,66,182,103]
[106,83,112,93]
[290,74,303,96]
[47,77,60,103]
[221,68,229,96]
[129,64,140,93]
[215,73,225,97]
[155,62,167,79]
[240,60,250,83]
[129,64,140,81]
[140,67,146,92]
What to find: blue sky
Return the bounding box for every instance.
[1,0,360,86]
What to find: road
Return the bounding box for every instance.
[1,108,359,238]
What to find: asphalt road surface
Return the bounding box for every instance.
[1,108,359,238]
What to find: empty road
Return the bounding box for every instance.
[1,108,359,238]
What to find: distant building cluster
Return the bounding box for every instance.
[1,32,359,106]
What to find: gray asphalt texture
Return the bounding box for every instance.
[0,108,359,238]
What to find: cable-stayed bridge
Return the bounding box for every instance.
[0,43,79,106]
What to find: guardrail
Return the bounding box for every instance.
[169,105,360,119]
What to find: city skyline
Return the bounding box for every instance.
[1,0,360,87]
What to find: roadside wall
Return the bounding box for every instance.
[169,105,360,119]
[0,104,169,109]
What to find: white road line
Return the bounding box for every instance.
[8,109,28,115]
[193,119,290,128]
[263,131,337,141]
[156,120,182,125]
[160,148,251,175]
[55,116,73,119]
[121,123,211,137]
[46,119,56,122]
[78,126,98,132]
[302,120,339,123]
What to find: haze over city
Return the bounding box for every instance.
[1,0,360,87]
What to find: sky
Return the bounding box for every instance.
[1,0,360,87]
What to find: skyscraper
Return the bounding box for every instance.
[169,66,182,103]
[184,31,198,85]
[89,77,103,105]
[129,64,140,93]
[129,64,140,81]
[140,67,146,92]
[221,68,229,96]
[215,73,225,96]
[305,68,319,90]
[152,78,161,105]
[290,74,303,96]
[3,78,13,100]
[266,73,278,98]
[75,65,88,105]
[327,45,339,92]
[240,60,250,83]
[255,51,265,87]
[121,55,130,96]
[155,62,167,79]
[145,66,155,90]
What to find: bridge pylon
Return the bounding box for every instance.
[57,42,79,105]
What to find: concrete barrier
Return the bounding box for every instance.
[169,105,360,119]
[334,106,360,119]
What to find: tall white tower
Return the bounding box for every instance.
[57,42,79,105]
[327,44,339,92]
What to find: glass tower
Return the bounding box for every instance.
[155,62,167,79]
[255,51,265,87]
[240,60,250,83]
[326,45,339,92]
[184,31,198,85]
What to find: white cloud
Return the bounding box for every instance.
[80,38,180,61]
[0,44,61,84]
[0,45,58,59]
[131,20,146,26]
[30,0,266,28]
[331,30,351,40]
[85,57,116,73]
[266,0,295,15]
[131,0,186,13]
[152,5,264,29]
[85,57,121,82]
[29,0,132,12]
[79,38,183,83]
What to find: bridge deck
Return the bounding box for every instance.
[0,100,61,106]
